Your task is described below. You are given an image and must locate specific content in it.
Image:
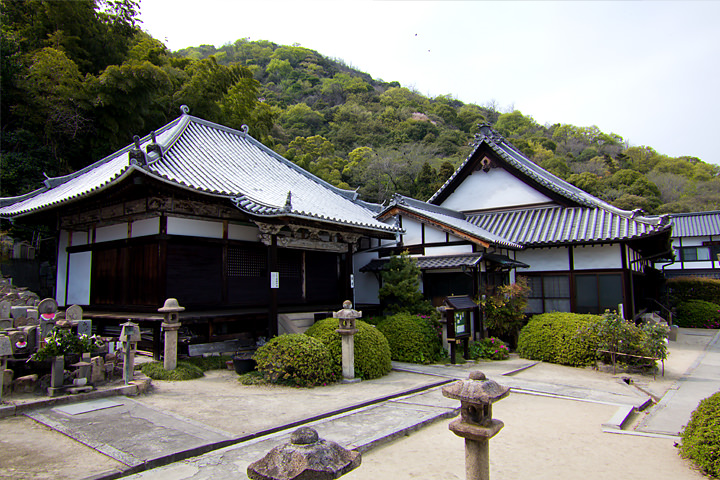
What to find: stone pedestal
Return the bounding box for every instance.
[48,355,65,397]
[334,300,362,383]
[162,322,180,370]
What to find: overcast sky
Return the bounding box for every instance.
[139,0,720,165]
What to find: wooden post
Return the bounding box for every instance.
[268,234,278,338]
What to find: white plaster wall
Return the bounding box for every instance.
[515,247,569,272]
[353,251,380,304]
[402,217,423,245]
[95,223,127,243]
[677,236,709,247]
[67,251,92,305]
[131,217,159,238]
[71,231,89,246]
[440,168,553,212]
[167,217,223,238]
[573,244,622,270]
[424,245,474,256]
[229,224,259,242]
[56,230,70,307]
[424,225,447,243]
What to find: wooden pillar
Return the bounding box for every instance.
[268,234,278,338]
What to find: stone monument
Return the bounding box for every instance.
[333,300,361,383]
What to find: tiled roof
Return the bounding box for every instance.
[360,252,527,272]
[0,113,397,235]
[669,211,720,238]
[381,195,522,249]
[468,206,670,246]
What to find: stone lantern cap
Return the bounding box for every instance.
[442,371,510,405]
[158,298,185,313]
[247,427,361,480]
[333,300,361,319]
[119,321,141,343]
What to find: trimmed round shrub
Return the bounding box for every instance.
[517,312,601,367]
[680,392,720,478]
[141,361,204,381]
[253,334,337,387]
[305,318,392,380]
[469,337,510,361]
[675,300,720,328]
[377,313,442,364]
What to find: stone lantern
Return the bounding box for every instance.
[247,427,361,480]
[442,371,510,480]
[119,321,141,384]
[333,300,361,382]
[158,298,185,370]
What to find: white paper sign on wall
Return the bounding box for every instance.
[270,272,280,289]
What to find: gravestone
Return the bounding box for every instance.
[10,306,28,319]
[37,298,58,315]
[77,320,92,337]
[90,356,105,384]
[65,305,83,322]
[0,336,12,357]
[0,319,11,330]
[0,301,11,319]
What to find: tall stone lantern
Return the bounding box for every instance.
[333,300,361,383]
[442,371,510,480]
[159,298,184,371]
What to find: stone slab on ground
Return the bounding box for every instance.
[24,396,235,468]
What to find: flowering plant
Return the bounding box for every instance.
[469,337,510,360]
[29,328,102,362]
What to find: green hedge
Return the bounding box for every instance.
[668,277,720,305]
[141,361,204,381]
[680,391,720,478]
[305,318,392,380]
[376,313,442,364]
[675,300,720,329]
[469,337,510,361]
[517,312,601,367]
[253,334,337,387]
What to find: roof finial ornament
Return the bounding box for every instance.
[180,105,190,115]
[146,130,163,160]
[129,135,147,166]
[240,124,249,135]
[283,191,292,212]
[473,123,504,145]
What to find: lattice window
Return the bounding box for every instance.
[228,247,266,277]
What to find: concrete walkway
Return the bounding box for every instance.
[637,329,720,435]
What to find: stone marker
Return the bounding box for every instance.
[442,371,510,480]
[48,355,65,396]
[247,427,361,480]
[0,319,11,330]
[90,356,105,384]
[12,374,38,394]
[37,298,58,315]
[0,336,11,401]
[0,301,11,319]
[119,321,141,384]
[77,319,92,337]
[10,306,28,319]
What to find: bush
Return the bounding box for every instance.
[680,392,720,478]
[469,337,510,360]
[141,361,204,381]
[668,277,720,305]
[377,313,442,363]
[185,355,233,371]
[253,334,337,387]
[517,312,601,367]
[676,300,720,328]
[305,318,392,380]
[585,311,669,367]
[379,252,435,315]
[483,280,530,338]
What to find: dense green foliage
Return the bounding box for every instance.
[468,337,510,361]
[305,318,392,380]
[668,277,720,306]
[30,328,101,362]
[675,300,720,329]
[141,361,204,381]
[378,252,434,315]
[517,312,601,367]
[3,0,718,213]
[583,311,669,366]
[680,392,720,478]
[483,280,530,337]
[376,313,443,363]
[252,334,337,387]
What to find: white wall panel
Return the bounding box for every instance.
[402,217,423,245]
[67,251,92,305]
[515,247,569,272]
[228,224,259,242]
[440,169,552,212]
[71,230,89,246]
[131,217,159,238]
[56,230,70,307]
[424,245,474,256]
[424,225,447,243]
[167,217,223,238]
[573,244,622,270]
[353,251,380,304]
[95,223,127,243]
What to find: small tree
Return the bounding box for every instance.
[379,252,433,315]
[483,279,530,344]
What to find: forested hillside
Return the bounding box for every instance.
[2,0,718,213]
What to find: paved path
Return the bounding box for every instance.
[637,329,720,435]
